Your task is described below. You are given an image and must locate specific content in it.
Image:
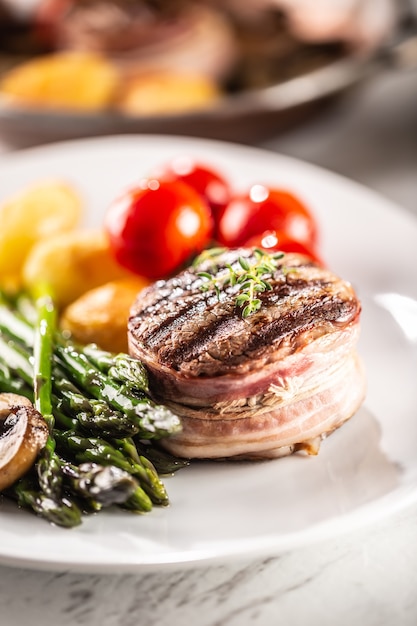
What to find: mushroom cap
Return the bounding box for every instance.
[0,393,49,491]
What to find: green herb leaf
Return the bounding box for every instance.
[238,257,251,271]
[195,248,285,318]
[197,271,213,280]
[235,294,250,306]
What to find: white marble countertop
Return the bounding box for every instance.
[0,67,416,626]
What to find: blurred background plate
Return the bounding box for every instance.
[0,54,373,147]
[0,0,415,148]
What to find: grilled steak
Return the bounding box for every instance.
[128,248,365,459]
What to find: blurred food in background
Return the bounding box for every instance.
[0,0,401,145]
[0,51,120,111]
[220,0,396,52]
[0,0,387,114]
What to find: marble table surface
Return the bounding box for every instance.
[0,67,416,626]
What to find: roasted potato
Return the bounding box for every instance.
[0,180,82,290]
[22,229,137,308]
[117,71,219,116]
[0,52,119,111]
[60,278,149,353]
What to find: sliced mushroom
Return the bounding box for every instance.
[0,393,49,491]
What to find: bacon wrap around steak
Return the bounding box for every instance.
[128,249,366,459]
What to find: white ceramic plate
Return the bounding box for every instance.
[0,135,416,573]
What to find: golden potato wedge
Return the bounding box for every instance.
[0,52,119,111]
[117,71,219,116]
[22,229,137,308]
[60,278,149,353]
[0,180,82,288]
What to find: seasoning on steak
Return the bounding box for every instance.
[128,248,366,459]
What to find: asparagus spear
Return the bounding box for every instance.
[12,478,82,528]
[0,306,76,523]
[33,289,54,420]
[0,361,32,397]
[31,287,83,525]
[0,333,33,384]
[0,336,149,440]
[82,344,148,388]
[134,439,190,475]
[0,293,190,524]
[55,378,142,438]
[0,350,164,514]
[32,288,64,500]
[0,299,34,347]
[0,297,181,440]
[61,462,139,508]
[0,337,172,507]
[113,437,169,504]
[0,306,180,439]
[0,292,156,523]
[54,431,168,508]
[54,340,180,439]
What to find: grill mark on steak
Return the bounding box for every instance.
[129,273,223,347]
[138,295,209,349]
[158,311,243,369]
[159,280,357,370]
[244,290,359,353]
[129,250,361,377]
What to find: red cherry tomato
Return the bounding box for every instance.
[245,230,324,265]
[154,157,231,233]
[218,185,318,250]
[104,178,213,279]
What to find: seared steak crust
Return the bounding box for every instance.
[129,249,360,379]
[128,249,365,459]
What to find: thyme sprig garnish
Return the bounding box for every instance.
[195,248,284,318]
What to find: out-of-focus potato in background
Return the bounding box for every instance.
[0,0,405,146]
